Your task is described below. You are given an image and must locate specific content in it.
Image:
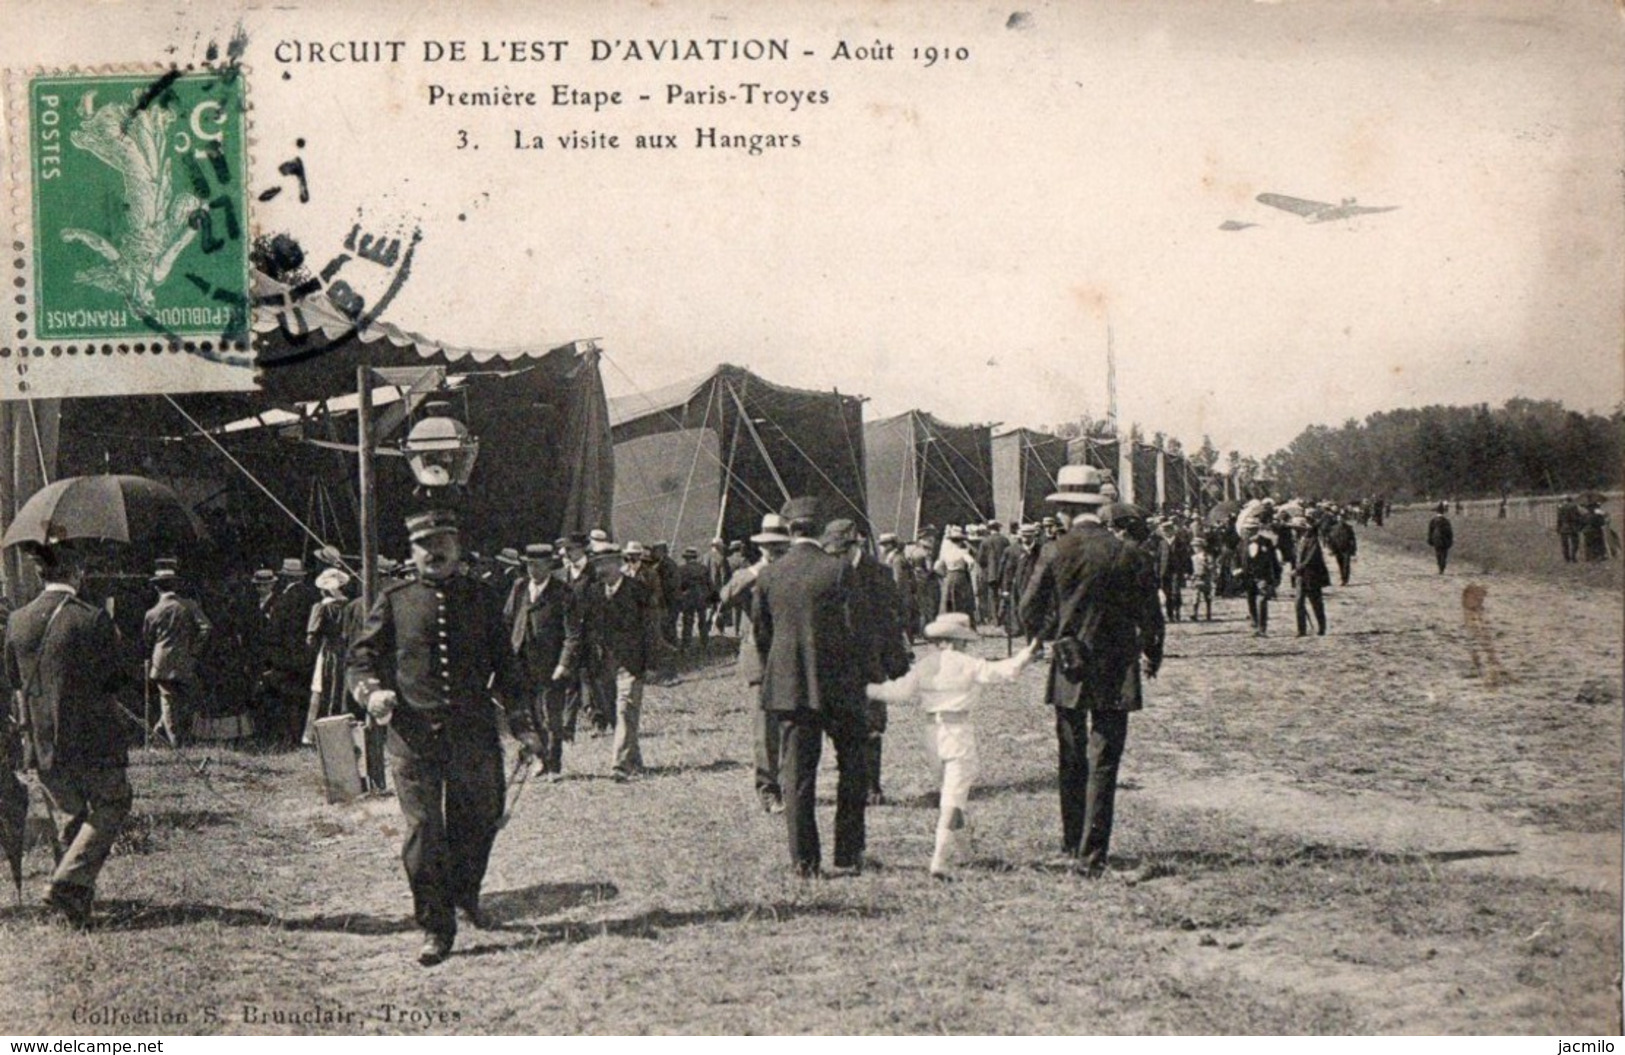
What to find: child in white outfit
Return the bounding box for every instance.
[865,612,1034,879]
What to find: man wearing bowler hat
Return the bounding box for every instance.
[752,497,870,876]
[349,510,544,966]
[1019,465,1164,878]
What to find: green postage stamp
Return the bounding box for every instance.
[21,70,250,351]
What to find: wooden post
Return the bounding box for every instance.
[357,366,377,613]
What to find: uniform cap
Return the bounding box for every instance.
[406,509,459,542]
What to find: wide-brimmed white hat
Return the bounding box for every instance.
[923,612,979,642]
[1047,464,1109,506]
[751,513,791,544]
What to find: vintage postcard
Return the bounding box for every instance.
[0,0,1620,1039]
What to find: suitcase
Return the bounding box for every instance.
[313,715,364,804]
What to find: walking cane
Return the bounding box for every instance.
[497,751,532,831]
[141,661,152,751]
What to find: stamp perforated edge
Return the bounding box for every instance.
[2,60,259,377]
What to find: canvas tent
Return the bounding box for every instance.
[865,410,995,541]
[991,428,1068,527]
[4,277,612,590]
[608,364,867,552]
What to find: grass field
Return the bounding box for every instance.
[0,531,1619,1035]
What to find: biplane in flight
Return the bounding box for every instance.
[1255,193,1400,223]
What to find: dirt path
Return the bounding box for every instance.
[1133,532,1622,895]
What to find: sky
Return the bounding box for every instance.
[5,0,1622,458]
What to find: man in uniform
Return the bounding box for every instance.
[141,560,212,748]
[753,498,869,877]
[502,543,581,780]
[349,510,543,966]
[4,543,131,927]
[1020,467,1164,878]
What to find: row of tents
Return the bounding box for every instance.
[2,318,1239,585]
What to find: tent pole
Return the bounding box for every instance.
[358,366,377,613]
[716,396,743,540]
[725,383,791,506]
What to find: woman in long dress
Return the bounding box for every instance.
[934,526,980,621]
[301,568,352,745]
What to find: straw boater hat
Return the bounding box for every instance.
[495,547,523,568]
[1048,465,1109,506]
[278,557,307,578]
[252,568,276,585]
[682,546,699,559]
[523,543,555,562]
[923,612,979,642]
[623,540,648,559]
[750,513,791,545]
[589,528,611,544]
[589,539,622,560]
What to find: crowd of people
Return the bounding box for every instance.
[0,471,1612,966]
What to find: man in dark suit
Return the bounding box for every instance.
[141,561,212,748]
[1556,496,1581,563]
[824,520,912,807]
[753,497,869,877]
[262,558,320,747]
[1427,503,1454,574]
[3,543,131,927]
[501,543,582,780]
[587,543,654,779]
[349,510,542,966]
[1020,467,1164,878]
[718,516,793,813]
[1290,516,1331,636]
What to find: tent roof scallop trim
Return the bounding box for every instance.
[251,271,592,364]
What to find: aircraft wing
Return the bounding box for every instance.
[1309,204,1399,223]
[1219,220,1258,231]
[1256,193,1331,217]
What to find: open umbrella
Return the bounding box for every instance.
[1205,500,1241,527]
[1,475,206,550]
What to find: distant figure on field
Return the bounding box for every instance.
[1426,503,1454,574]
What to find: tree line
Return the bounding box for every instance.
[1260,399,1625,501]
